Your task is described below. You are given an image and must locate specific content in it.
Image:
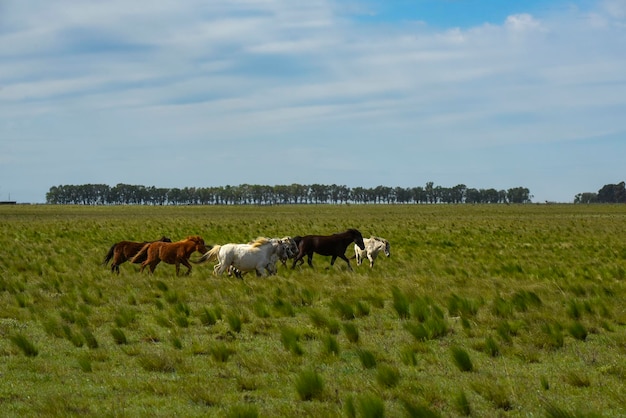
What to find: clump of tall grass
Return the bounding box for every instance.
[400,346,418,366]
[454,390,471,416]
[273,297,295,317]
[541,322,564,349]
[295,369,325,401]
[491,296,514,318]
[226,313,242,333]
[114,308,137,328]
[343,322,359,343]
[447,293,480,318]
[471,380,512,411]
[199,306,218,326]
[210,342,235,363]
[321,334,340,356]
[309,308,329,328]
[77,354,93,373]
[111,328,128,345]
[138,351,180,373]
[401,398,442,418]
[566,299,583,320]
[376,364,400,388]
[564,371,591,388]
[568,321,588,341]
[226,404,259,418]
[10,333,38,357]
[357,349,377,369]
[355,301,370,317]
[253,299,270,318]
[331,299,355,320]
[404,314,448,342]
[484,336,500,357]
[511,290,542,312]
[391,287,410,319]
[280,326,304,356]
[451,346,473,372]
[346,393,385,418]
[81,327,98,349]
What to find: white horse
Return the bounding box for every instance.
[228,236,298,278]
[195,237,288,277]
[354,236,390,268]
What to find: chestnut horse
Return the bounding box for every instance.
[103,236,172,274]
[291,229,365,271]
[131,236,210,275]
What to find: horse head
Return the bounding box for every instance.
[186,236,210,254]
[372,236,391,257]
[280,236,299,259]
[349,229,365,250]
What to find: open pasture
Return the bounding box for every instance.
[0,204,624,417]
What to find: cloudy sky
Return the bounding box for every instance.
[1,0,625,203]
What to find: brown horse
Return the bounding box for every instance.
[291,229,365,271]
[131,235,210,275]
[103,236,172,274]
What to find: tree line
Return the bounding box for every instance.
[46,182,533,205]
[574,181,626,204]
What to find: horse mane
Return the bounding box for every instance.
[185,235,202,242]
[370,236,388,243]
[250,237,269,248]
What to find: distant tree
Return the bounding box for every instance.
[574,192,598,204]
[46,182,534,206]
[597,182,626,203]
[507,187,532,204]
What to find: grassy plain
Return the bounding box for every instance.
[0,204,624,417]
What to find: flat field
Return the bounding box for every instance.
[0,204,624,417]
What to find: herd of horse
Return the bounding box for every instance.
[102,229,391,277]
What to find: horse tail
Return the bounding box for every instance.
[130,243,150,264]
[193,245,220,264]
[103,243,116,266]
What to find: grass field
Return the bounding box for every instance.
[0,204,624,417]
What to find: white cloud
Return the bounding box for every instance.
[1,0,626,202]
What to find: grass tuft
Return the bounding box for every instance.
[454,390,471,416]
[226,404,259,418]
[376,364,400,388]
[342,322,359,343]
[391,287,410,319]
[280,326,304,356]
[568,321,588,341]
[451,346,473,372]
[357,349,377,369]
[10,333,39,357]
[210,342,235,362]
[111,328,128,345]
[295,369,324,401]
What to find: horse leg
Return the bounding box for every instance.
[337,254,353,271]
[306,254,314,268]
[180,259,192,275]
[368,254,375,268]
[291,254,303,269]
[148,260,160,274]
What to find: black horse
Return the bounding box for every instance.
[291,229,365,270]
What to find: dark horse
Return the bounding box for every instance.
[291,229,365,271]
[103,236,172,274]
[131,235,210,275]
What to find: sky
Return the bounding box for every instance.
[1,0,625,203]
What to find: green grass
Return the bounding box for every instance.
[0,204,625,416]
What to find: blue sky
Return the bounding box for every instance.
[1,0,625,203]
